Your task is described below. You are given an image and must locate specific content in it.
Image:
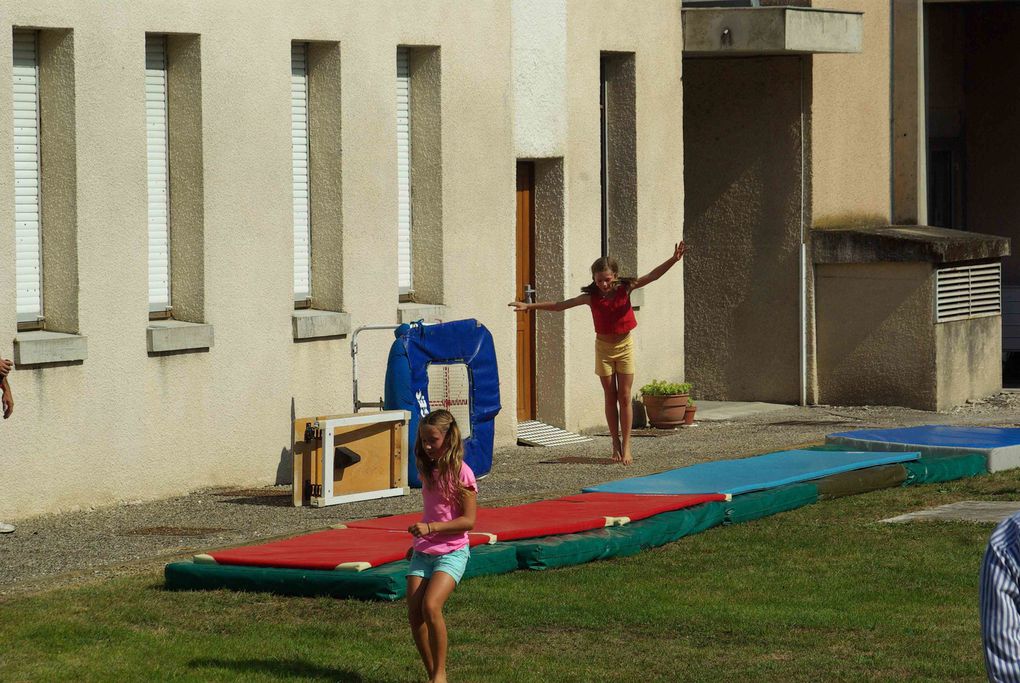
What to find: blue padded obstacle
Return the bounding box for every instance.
[582,449,920,496]
[384,319,501,487]
[827,425,1020,473]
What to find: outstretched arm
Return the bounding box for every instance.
[631,241,685,290]
[508,293,588,313]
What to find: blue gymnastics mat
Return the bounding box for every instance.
[827,425,1020,473]
[582,449,920,496]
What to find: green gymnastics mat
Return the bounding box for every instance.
[165,541,518,601]
[723,483,819,525]
[815,464,909,500]
[807,445,987,487]
[507,501,726,571]
[902,453,987,485]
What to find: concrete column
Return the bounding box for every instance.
[891,0,927,225]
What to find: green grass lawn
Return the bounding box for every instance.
[4,470,1017,682]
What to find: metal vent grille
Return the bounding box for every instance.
[426,362,472,439]
[517,421,593,448]
[935,262,1001,323]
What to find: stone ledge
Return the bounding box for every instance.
[14,331,88,365]
[147,320,214,353]
[683,7,863,57]
[812,225,1011,265]
[397,302,447,324]
[292,309,351,340]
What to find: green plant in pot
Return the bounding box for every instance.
[639,380,692,429]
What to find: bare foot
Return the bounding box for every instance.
[611,436,623,462]
[431,674,448,683]
[621,450,633,466]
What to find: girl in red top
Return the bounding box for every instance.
[509,242,685,465]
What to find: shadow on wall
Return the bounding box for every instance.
[275,396,297,485]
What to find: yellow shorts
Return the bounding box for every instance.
[595,334,635,377]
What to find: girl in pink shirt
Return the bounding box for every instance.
[406,409,477,683]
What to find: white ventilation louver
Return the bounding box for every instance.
[426,362,472,439]
[935,262,1001,323]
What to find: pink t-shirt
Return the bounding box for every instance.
[413,462,477,556]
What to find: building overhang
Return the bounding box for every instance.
[812,225,1011,265]
[682,7,863,57]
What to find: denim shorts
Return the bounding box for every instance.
[406,545,471,584]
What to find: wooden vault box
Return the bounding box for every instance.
[292,410,411,507]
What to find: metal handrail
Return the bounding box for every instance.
[351,324,400,412]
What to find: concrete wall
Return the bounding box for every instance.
[815,262,936,409]
[936,314,1001,411]
[811,0,892,229]
[0,1,515,518]
[513,1,684,432]
[683,56,804,403]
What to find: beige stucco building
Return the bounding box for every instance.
[2,1,1013,519]
[684,0,1012,411]
[0,1,687,518]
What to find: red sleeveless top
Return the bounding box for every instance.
[590,286,637,335]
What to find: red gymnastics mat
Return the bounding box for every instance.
[196,527,492,572]
[556,492,729,523]
[339,501,608,542]
[339,492,728,542]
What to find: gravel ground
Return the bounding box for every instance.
[2,392,1019,599]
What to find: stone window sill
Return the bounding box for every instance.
[397,303,447,324]
[147,320,214,353]
[292,309,352,340]
[14,330,88,366]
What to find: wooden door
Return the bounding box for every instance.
[516,162,536,421]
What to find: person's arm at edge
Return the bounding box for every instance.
[1,374,12,419]
[631,241,685,290]
[508,293,588,313]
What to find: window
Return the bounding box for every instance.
[145,34,171,316]
[292,42,311,305]
[396,46,412,295]
[395,46,442,306]
[599,52,636,273]
[143,33,205,327]
[13,30,42,327]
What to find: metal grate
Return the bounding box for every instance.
[427,362,472,439]
[517,421,593,448]
[935,262,1001,323]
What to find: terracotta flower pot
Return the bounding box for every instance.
[683,404,696,426]
[642,393,689,429]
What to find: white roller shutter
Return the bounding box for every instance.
[396,47,412,293]
[145,35,171,313]
[291,42,311,302]
[13,30,42,324]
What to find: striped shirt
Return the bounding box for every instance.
[981,512,1020,682]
